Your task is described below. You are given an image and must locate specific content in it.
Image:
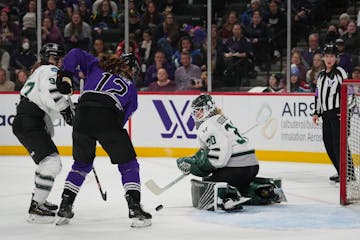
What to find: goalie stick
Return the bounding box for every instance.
[145,174,187,195]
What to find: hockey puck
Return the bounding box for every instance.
[155,204,163,211]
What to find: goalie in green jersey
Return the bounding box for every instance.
[176,94,286,211]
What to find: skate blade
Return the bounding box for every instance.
[27,214,55,224]
[130,218,152,228]
[56,217,71,226]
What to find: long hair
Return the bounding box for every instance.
[98,54,132,79]
[69,11,83,36]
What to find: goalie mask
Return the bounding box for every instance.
[191,94,217,123]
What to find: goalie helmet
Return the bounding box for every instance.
[191,94,217,123]
[40,43,65,64]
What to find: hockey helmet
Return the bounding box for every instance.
[39,43,65,63]
[323,44,338,56]
[120,52,141,81]
[191,93,217,122]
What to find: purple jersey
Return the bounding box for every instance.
[62,48,138,125]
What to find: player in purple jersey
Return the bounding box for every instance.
[56,49,152,227]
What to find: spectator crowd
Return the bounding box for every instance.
[0,0,360,93]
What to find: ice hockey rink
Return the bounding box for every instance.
[1,156,360,240]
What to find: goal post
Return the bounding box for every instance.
[340,79,360,205]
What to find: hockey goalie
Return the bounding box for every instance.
[176,94,286,212]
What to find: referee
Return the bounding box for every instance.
[312,44,347,183]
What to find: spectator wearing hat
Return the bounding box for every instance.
[290,49,307,83]
[241,0,265,27]
[335,38,352,74]
[290,64,310,92]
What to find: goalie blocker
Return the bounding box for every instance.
[191,177,286,212]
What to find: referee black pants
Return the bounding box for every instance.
[322,109,340,174]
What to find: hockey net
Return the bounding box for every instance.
[340,79,360,205]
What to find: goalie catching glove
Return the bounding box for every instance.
[56,70,73,94]
[176,149,215,177]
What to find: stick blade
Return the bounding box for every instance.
[145,179,163,195]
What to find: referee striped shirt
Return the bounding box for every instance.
[314,66,348,116]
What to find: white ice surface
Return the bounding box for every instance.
[1,156,360,240]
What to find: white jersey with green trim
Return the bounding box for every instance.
[20,65,70,121]
[197,114,259,168]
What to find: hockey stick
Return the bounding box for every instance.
[242,103,272,135]
[92,167,107,201]
[145,174,187,195]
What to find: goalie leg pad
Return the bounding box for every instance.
[190,179,245,212]
[243,177,287,205]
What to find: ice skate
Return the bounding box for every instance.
[44,200,58,211]
[56,196,74,226]
[222,198,244,212]
[27,200,55,224]
[125,194,152,228]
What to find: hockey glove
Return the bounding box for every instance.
[176,149,216,177]
[56,70,73,94]
[176,157,192,175]
[60,106,74,126]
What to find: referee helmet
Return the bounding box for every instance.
[323,44,338,56]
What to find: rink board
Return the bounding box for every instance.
[0,92,331,163]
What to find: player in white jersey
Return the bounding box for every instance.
[176,94,260,211]
[12,43,74,223]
